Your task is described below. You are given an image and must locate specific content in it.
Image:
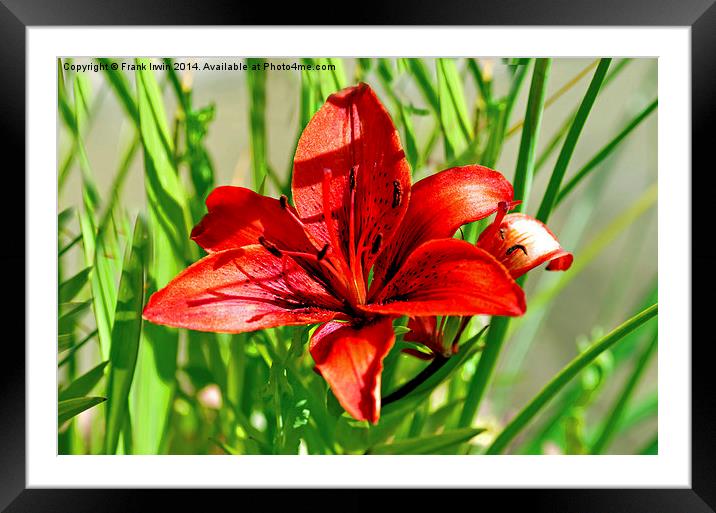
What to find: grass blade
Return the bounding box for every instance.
[105,217,147,454]
[512,58,551,211]
[486,303,657,454]
[133,60,188,453]
[57,59,77,133]
[481,60,530,168]
[246,58,268,190]
[467,59,492,105]
[531,183,657,309]
[59,397,106,425]
[368,427,484,455]
[58,267,92,303]
[456,60,550,428]
[536,58,612,223]
[59,361,109,401]
[556,98,657,205]
[136,59,191,258]
[590,330,658,454]
[98,58,139,125]
[506,59,598,139]
[406,59,439,115]
[436,58,473,159]
[534,59,632,175]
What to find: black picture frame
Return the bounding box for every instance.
[2,1,713,511]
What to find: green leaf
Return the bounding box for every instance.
[536,58,612,223]
[78,192,116,361]
[246,58,268,190]
[134,62,189,453]
[467,59,492,104]
[73,75,100,204]
[481,60,530,168]
[58,207,75,230]
[375,59,420,171]
[556,98,657,205]
[590,330,658,454]
[135,58,191,265]
[59,396,106,425]
[534,59,632,175]
[512,58,551,212]
[57,59,77,134]
[382,325,488,417]
[98,58,139,125]
[369,427,484,454]
[436,58,473,159]
[457,315,511,428]
[639,435,658,455]
[74,76,121,361]
[105,216,147,454]
[308,58,346,100]
[406,59,439,115]
[58,267,92,303]
[58,300,92,335]
[58,330,98,366]
[59,361,109,401]
[424,397,465,434]
[486,303,657,454]
[531,184,657,309]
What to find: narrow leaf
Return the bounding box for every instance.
[59,396,106,425]
[105,216,147,454]
[486,303,657,454]
[512,58,551,212]
[59,361,109,401]
[590,330,658,454]
[536,58,612,223]
[369,427,484,454]
[58,267,92,303]
[556,98,657,205]
[437,58,472,159]
[246,58,268,190]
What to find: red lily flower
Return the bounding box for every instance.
[403,201,573,354]
[143,83,526,423]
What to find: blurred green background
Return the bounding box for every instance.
[58,58,657,455]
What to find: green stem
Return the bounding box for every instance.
[513,58,551,212]
[590,330,658,454]
[536,58,612,223]
[486,303,658,454]
[457,314,511,427]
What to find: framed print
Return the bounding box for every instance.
[2,0,714,511]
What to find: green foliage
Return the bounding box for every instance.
[59,397,107,425]
[57,58,657,456]
[105,217,148,454]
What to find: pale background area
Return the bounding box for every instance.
[59,57,658,454]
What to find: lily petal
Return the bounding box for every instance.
[310,318,395,424]
[292,83,411,276]
[404,316,438,345]
[476,213,574,279]
[191,186,314,254]
[142,245,343,333]
[362,239,526,318]
[371,165,513,293]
